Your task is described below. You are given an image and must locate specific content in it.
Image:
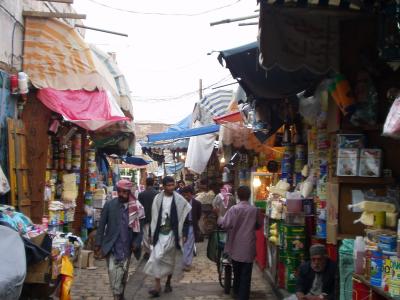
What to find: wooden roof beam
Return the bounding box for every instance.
[35,0,74,3]
[23,10,86,19]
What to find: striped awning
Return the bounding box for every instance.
[90,45,133,117]
[23,17,118,96]
[193,89,234,125]
[199,89,233,118]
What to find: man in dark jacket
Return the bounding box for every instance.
[295,244,336,300]
[181,185,202,271]
[95,180,144,300]
[138,177,158,258]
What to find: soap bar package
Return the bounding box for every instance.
[359,149,382,177]
[337,134,366,149]
[336,149,359,176]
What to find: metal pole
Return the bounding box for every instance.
[199,79,203,100]
[210,14,258,26]
[75,24,128,37]
[238,22,258,26]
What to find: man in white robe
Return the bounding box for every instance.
[143,176,191,297]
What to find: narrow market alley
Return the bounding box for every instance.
[71,242,278,300]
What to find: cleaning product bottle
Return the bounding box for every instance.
[354,236,366,275]
[397,219,400,257]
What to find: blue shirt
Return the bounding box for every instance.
[112,203,131,261]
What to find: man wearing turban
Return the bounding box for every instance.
[95,179,145,300]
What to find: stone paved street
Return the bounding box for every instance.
[71,242,278,300]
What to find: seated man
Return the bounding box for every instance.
[295,244,336,300]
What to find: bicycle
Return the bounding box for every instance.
[215,229,233,294]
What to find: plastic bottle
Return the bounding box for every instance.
[18,72,29,94]
[354,236,366,275]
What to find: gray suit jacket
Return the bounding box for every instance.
[95,198,143,258]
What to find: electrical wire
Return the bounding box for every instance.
[85,0,241,17]
[132,75,233,102]
[0,4,24,28]
[0,4,24,69]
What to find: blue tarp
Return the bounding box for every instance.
[165,162,184,175]
[147,124,220,142]
[147,114,219,142]
[166,114,192,133]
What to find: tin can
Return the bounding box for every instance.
[303,199,314,215]
[374,212,386,229]
[295,145,306,160]
[370,251,383,287]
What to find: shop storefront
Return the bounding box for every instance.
[213,1,400,297]
[0,15,136,297]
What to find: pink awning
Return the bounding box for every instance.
[37,88,130,131]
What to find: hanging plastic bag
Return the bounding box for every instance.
[60,256,74,300]
[383,96,400,138]
[0,165,10,195]
[298,90,321,125]
[351,72,378,126]
[328,74,356,116]
[60,275,73,300]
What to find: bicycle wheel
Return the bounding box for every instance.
[224,264,232,294]
[218,254,224,288]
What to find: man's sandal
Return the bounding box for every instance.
[164,284,173,293]
[148,289,160,298]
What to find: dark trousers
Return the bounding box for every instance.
[232,259,253,300]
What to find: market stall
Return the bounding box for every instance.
[213,2,400,297]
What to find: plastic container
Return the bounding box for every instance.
[390,256,400,297]
[339,239,354,300]
[305,215,316,237]
[18,72,29,94]
[278,262,285,289]
[285,236,306,253]
[379,242,397,253]
[326,243,338,262]
[285,213,305,225]
[303,198,314,215]
[354,236,366,275]
[10,74,18,94]
[286,199,303,213]
[352,278,370,300]
[316,219,327,238]
[370,250,383,287]
[380,235,397,244]
[282,224,306,237]
[382,251,396,292]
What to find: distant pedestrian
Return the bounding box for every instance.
[176,180,186,194]
[138,177,159,259]
[196,180,217,236]
[180,186,202,271]
[95,179,145,300]
[143,176,191,298]
[219,185,262,300]
[212,184,236,223]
